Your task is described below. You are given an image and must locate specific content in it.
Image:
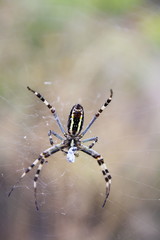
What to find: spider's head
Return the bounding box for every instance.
[67,104,84,136]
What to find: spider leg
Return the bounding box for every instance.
[8,143,66,210]
[88,137,98,149]
[48,130,64,145]
[34,142,67,210]
[61,149,68,154]
[79,144,111,207]
[8,158,40,197]
[34,156,45,210]
[27,86,66,135]
[80,89,113,137]
[82,137,98,149]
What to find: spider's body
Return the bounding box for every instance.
[67,104,84,137]
[8,87,113,210]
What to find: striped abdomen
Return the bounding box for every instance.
[67,104,84,136]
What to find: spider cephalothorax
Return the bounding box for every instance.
[8,86,113,210]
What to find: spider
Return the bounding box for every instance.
[8,86,113,210]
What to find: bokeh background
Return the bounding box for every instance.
[0,0,160,239]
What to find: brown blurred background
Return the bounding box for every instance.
[0,0,160,239]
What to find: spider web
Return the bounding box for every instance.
[0,2,160,240]
[1,80,160,240]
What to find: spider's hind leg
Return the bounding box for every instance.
[80,89,113,137]
[27,86,66,136]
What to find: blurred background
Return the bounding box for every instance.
[0,0,160,239]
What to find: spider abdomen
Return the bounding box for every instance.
[67,104,84,136]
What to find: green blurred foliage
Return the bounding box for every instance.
[93,0,141,13]
[48,0,142,13]
[142,13,160,46]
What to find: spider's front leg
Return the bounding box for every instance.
[8,143,66,210]
[79,144,111,207]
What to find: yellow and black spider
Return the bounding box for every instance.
[8,86,113,210]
